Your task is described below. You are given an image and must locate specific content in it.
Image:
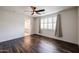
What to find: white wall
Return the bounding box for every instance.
[0,10,25,42]
[30,17,36,34]
[78,7,79,45]
[33,17,40,34]
[34,7,78,44]
[59,7,77,44]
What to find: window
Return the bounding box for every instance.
[40,15,57,31]
[47,17,52,29]
[52,16,57,30]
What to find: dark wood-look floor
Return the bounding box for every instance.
[0,34,79,53]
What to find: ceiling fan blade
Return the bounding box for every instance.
[30,6,34,9]
[30,6,36,10]
[36,9,45,12]
[36,12,41,15]
[31,12,34,15]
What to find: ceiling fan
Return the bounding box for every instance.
[25,6,45,15]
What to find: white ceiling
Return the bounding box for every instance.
[0,6,74,17]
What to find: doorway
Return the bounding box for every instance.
[24,16,31,36]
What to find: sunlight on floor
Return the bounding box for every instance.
[37,40,59,53]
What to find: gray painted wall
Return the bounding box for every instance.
[34,7,78,44]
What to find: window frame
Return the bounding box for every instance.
[40,15,57,31]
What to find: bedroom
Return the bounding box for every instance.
[0,6,79,53]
